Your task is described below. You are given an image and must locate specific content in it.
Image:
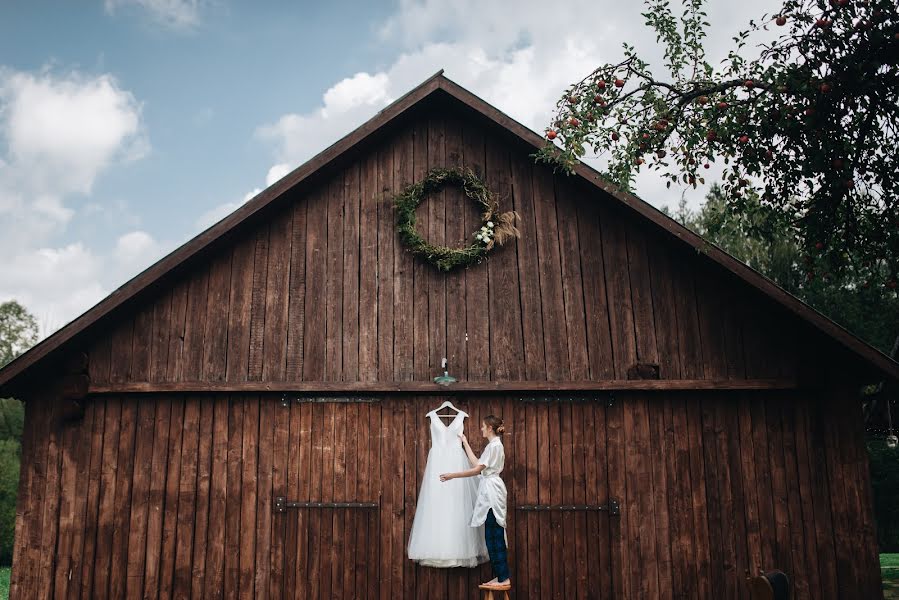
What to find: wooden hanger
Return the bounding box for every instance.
[430,400,468,419]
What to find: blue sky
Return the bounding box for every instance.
[0,0,781,337]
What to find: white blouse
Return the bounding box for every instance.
[470,437,508,528]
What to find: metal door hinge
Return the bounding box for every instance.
[516,499,620,516]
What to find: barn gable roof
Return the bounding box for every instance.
[1,70,897,393]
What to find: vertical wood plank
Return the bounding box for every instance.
[52,404,87,600]
[205,398,230,598]
[626,224,660,367]
[202,253,233,381]
[605,393,627,599]
[532,168,568,382]
[647,239,683,379]
[359,151,379,382]
[74,400,106,598]
[303,186,328,382]
[141,397,171,598]
[412,121,431,382]
[286,201,308,381]
[191,397,215,599]
[173,396,200,598]
[649,395,673,600]
[343,162,361,381]
[377,138,397,384]
[803,397,838,597]
[226,235,256,383]
[575,197,614,381]
[325,177,345,382]
[599,205,637,380]
[239,396,259,599]
[181,269,210,382]
[93,397,122,598]
[263,208,293,382]
[224,397,244,600]
[462,122,490,381]
[485,135,524,381]
[426,119,445,384]
[248,228,271,382]
[394,128,415,381]
[125,399,157,598]
[685,397,712,599]
[443,121,468,386]
[555,180,589,381]
[254,395,275,599]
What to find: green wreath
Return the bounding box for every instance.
[394,167,520,272]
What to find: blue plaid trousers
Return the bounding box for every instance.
[485,509,510,581]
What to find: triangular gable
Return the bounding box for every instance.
[1,70,897,393]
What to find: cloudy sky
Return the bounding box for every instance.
[1,0,782,338]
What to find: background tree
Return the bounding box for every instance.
[668,184,899,550]
[0,300,37,566]
[540,0,899,284]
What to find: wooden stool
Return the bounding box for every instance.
[478,582,511,600]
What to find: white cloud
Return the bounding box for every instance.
[266,163,291,187]
[257,0,783,210]
[0,67,152,338]
[104,0,205,30]
[194,187,260,232]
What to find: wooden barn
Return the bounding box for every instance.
[1,71,895,600]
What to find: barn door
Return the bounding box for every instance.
[511,395,620,600]
[274,396,381,600]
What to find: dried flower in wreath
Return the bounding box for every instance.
[394,167,520,272]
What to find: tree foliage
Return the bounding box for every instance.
[0,300,35,566]
[0,301,38,369]
[540,0,899,284]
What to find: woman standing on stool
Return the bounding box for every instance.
[440,415,511,590]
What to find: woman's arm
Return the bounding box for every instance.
[439,464,485,482]
[459,432,480,468]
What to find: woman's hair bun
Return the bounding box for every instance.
[484,414,505,435]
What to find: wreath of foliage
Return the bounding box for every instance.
[394,167,520,272]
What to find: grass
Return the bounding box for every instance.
[0,566,8,600]
[884,554,899,599]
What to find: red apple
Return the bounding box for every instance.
[706,130,717,141]
[696,95,709,104]
[657,149,667,158]
[611,132,620,141]
[614,78,625,88]
[739,135,750,143]
[815,18,831,28]
[815,242,824,250]
[820,83,831,93]
[845,179,855,188]
[569,117,580,126]
[594,94,603,103]
[546,130,557,140]
[596,80,607,90]
[635,158,645,165]
[776,15,787,26]
[744,79,755,89]
[805,107,815,116]
[568,96,579,104]
[717,101,729,109]
[704,163,711,169]
[642,133,650,140]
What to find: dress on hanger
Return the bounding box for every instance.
[407,410,489,568]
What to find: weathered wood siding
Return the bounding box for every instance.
[11,390,880,599]
[82,107,804,389]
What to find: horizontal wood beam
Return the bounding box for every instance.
[87,378,799,395]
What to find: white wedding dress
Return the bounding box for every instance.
[407,410,489,568]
